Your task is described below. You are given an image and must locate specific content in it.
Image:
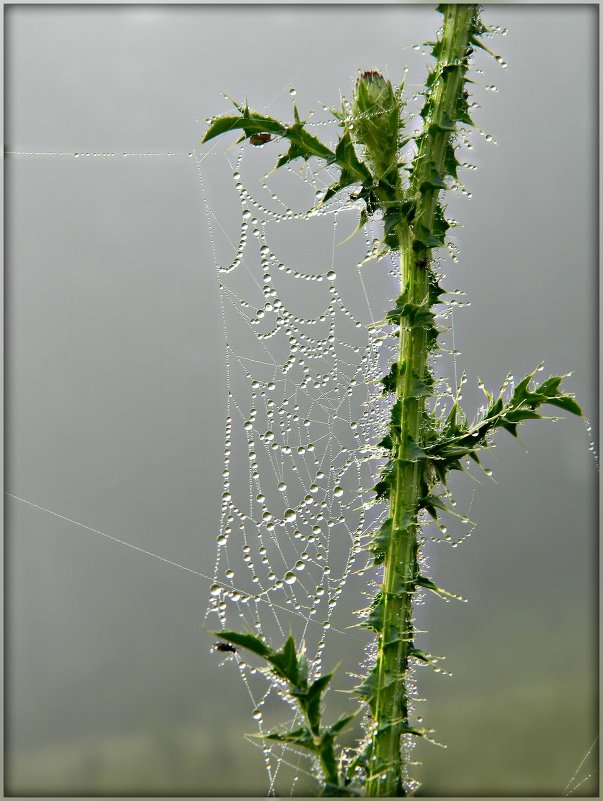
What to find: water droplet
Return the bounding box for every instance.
[327,270,336,280]
[333,486,344,498]
[284,509,296,522]
[284,571,297,585]
[277,482,287,492]
[210,584,222,596]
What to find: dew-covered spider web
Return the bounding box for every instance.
[196,100,484,793]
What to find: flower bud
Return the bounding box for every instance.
[352,71,401,185]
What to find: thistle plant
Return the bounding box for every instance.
[201,5,582,796]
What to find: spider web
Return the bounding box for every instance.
[195,106,480,792]
[197,129,392,792]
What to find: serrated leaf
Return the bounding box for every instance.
[333,129,372,183]
[429,111,455,133]
[214,630,273,659]
[381,362,399,394]
[364,593,385,633]
[202,113,286,144]
[404,437,428,462]
[383,200,416,240]
[371,518,393,564]
[544,395,582,416]
[407,372,433,399]
[354,667,378,714]
[269,634,300,685]
[504,408,542,423]
[443,140,460,179]
[378,433,393,451]
[262,726,316,751]
[420,163,447,192]
[413,224,445,251]
[330,713,356,736]
[300,673,333,733]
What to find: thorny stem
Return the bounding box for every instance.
[366,6,478,796]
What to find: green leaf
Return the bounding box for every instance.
[407,371,433,399]
[416,574,458,600]
[420,163,447,192]
[404,437,428,462]
[443,140,460,179]
[376,719,423,738]
[320,132,372,205]
[329,713,356,736]
[378,433,393,451]
[269,634,300,685]
[545,395,582,416]
[214,630,272,659]
[381,362,399,394]
[298,673,333,733]
[504,408,542,423]
[429,111,455,133]
[408,646,431,663]
[202,113,286,144]
[363,593,385,633]
[383,200,416,241]
[262,726,316,752]
[486,397,504,420]
[371,518,393,564]
[412,223,445,251]
[354,667,378,715]
[332,129,372,183]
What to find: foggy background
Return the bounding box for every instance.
[5,4,597,797]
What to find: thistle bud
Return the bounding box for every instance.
[352,70,401,186]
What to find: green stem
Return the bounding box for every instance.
[366,6,478,796]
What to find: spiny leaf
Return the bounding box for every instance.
[214,630,272,659]
[329,713,356,736]
[354,667,378,715]
[363,592,385,633]
[202,113,285,144]
[269,634,300,685]
[381,362,399,394]
[296,673,333,733]
[412,223,445,251]
[416,574,459,600]
[370,518,393,564]
[262,726,316,751]
[420,163,448,192]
